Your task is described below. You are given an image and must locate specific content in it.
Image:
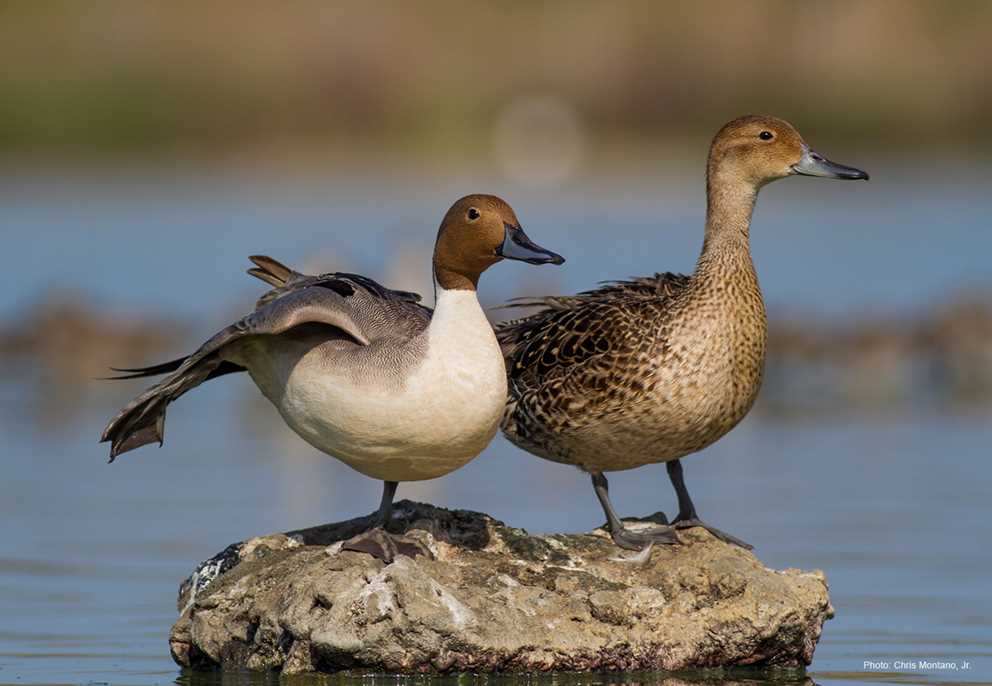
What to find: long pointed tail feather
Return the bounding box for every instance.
[110,356,188,375]
[101,355,244,461]
[247,255,300,288]
[99,355,190,380]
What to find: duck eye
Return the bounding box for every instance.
[467,207,481,220]
[759,131,774,141]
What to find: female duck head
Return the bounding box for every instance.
[708,115,869,189]
[433,194,564,291]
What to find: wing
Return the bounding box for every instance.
[111,255,431,379]
[496,272,690,387]
[496,273,690,449]
[179,268,432,373]
[246,255,423,310]
[102,261,431,459]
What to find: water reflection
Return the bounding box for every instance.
[175,670,816,686]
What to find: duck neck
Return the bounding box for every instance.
[429,281,487,337]
[696,167,758,277]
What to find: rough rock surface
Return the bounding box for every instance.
[169,501,833,675]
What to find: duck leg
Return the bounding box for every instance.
[376,479,398,528]
[591,472,678,550]
[665,459,752,549]
[341,481,433,563]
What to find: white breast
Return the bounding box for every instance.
[267,287,507,482]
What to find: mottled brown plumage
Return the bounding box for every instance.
[500,262,764,471]
[497,115,868,550]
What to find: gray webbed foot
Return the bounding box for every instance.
[341,527,433,564]
[665,460,753,549]
[339,480,434,563]
[609,522,678,550]
[672,517,753,550]
[591,472,678,551]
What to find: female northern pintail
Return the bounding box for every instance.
[103,194,563,560]
[497,116,867,551]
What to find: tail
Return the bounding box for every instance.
[100,355,243,462]
[103,255,298,460]
[103,356,188,380]
[246,255,302,288]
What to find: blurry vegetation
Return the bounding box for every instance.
[1,1,991,158]
[0,296,186,427]
[760,293,992,417]
[4,291,992,422]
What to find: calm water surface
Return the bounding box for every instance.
[1,166,989,685]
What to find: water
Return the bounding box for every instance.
[1,163,990,685]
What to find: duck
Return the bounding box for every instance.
[102,194,563,561]
[497,115,867,551]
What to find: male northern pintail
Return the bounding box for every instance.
[497,116,867,551]
[103,194,563,560]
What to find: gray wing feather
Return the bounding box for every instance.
[159,286,372,380]
[247,255,424,311]
[102,259,430,460]
[230,287,371,347]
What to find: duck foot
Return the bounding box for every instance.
[338,480,433,563]
[672,517,752,550]
[341,527,434,564]
[610,527,678,550]
[664,460,753,549]
[609,521,678,550]
[591,472,679,551]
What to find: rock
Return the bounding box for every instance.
[169,501,833,675]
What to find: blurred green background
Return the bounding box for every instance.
[2,0,991,158]
[1,2,990,685]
